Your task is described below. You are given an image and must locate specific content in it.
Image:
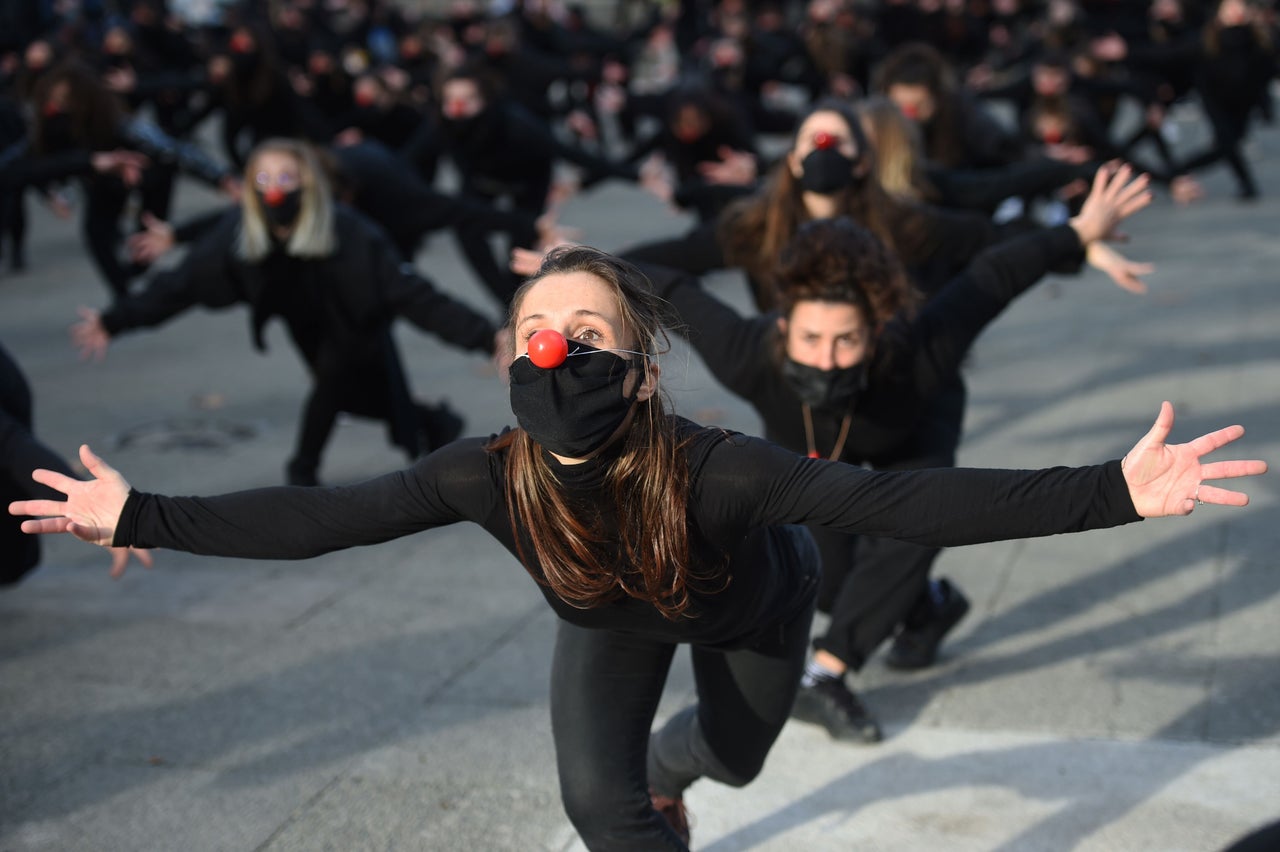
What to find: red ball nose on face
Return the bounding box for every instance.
[528,329,569,368]
[262,186,287,207]
[813,131,836,150]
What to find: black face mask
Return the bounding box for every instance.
[780,358,867,411]
[509,341,642,458]
[798,147,860,195]
[441,107,497,144]
[256,189,302,230]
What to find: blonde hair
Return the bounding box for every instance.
[237,138,337,262]
[856,96,929,202]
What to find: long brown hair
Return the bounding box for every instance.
[487,247,720,620]
[719,99,915,311]
[30,62,124,154]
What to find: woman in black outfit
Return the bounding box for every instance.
[631,162,1151,742]
[26,62,234,299]
[9,246,1264,851]
[416,63,640,306]
[1171,0,1276,200]
[620,99,1134,315]
[70,139,501,487]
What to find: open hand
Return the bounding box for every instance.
[1122,402,1266,518]
[1069,162,1151,246]
[70,307,111,361]
[698,147,757,186]
[127,211,175,265]
[9,445,132,548]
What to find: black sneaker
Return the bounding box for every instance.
[790,678,882,743]
[885,578,970,670]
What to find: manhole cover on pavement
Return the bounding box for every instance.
[108,417,259,452]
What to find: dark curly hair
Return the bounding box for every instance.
[775,217,920,333]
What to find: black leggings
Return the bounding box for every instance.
[1178,101,1257,196]
[811,383,964,670]
[550,529,819,851]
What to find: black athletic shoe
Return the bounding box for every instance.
[790,678,882,743]
[885,578,971,670]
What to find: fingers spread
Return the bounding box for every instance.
[1188,424,1247,456]
[20,517,73,535]
[1201,458,1268,480]
[1144,400,1176,446]
[1195,484,1250,507]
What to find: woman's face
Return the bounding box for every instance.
[251,150,303,196]
[791,110,859,163]
[1218,0,1249,26]
[781,300,872,370]
[514,272,657,401]
[43,80,70,114]
[886,83,936,123]
[441,78,484,119]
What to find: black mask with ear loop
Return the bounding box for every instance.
[780,358,868,410]
[508,341,648,458]
[798,147,863,195]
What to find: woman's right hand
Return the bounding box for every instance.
[9,445,132,550]
[70,307,111,361]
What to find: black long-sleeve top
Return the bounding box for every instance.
[113,419,1141,648]
[621,196,1038,306]
[645,224,1085,466]
[100,205,497,361]
[429,100,639,194]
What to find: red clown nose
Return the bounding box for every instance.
[229,32,253,53]
[528,329,569,368]
[262,186,287,207]
[900,103,919,120]
[813,131,836,150]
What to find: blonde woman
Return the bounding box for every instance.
[71,138,501,485]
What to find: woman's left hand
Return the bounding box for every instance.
[1069,161,1152,246]
[1122,402,1267,518]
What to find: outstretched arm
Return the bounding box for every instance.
[725,403,1264,545]
[9,441,494,566]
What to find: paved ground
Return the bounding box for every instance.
[1,106,1278,852]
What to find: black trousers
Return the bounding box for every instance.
[811,381,964,670]
[1178,100,1257,196]
[550,527,819,851]
[452,167,549,307]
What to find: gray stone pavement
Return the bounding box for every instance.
[1,110,1278,852]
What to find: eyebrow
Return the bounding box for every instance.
[516,309,614,329]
